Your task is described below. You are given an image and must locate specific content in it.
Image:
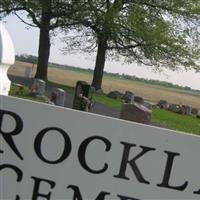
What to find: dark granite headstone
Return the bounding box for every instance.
[191,108,198,115]
[168,104,181,113]
[143,101,154,110]
[122,91,135,103]
[181,105,192,115]
[157,100,168,109]
[120,103,152,124]
[107,91,123,99]
[134,96,144,104]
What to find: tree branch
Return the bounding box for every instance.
[0,6,25,14]
[25,8,41,27]
[0,3,41,28]
[108,43,143,50]
[14,12,38,27]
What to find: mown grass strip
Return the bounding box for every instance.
[152,108,200,135]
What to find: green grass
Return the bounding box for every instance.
[9,84,47,103]
[92,94,122,110]
[47,81,75,94]
[92,93,200,135]
[152,108,200,135]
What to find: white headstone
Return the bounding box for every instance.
[52,87,66,106]
[34,78,46,95]
[0,23,15,95]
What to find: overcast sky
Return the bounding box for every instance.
[2,15,200,90]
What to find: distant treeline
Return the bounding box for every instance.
[16,54,199,93]
[16,54,38,64]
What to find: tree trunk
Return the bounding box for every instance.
[92,39,107,90]
[35,4,51,80]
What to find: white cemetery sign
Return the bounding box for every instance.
[1,24,200,200]
[1,96,200,200]
[0,23,15,95]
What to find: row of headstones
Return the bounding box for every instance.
[109,90,200,125]
[107,90,153,106]
[157,100,200,118]
[24,79,66,106]
[38,79,66,106]
[15,79,94,112]
[107,90,157,109]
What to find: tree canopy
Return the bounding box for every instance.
[1,0,199,90]
[63,0,200,89]
[0,0,78,80]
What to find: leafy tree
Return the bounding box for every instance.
[0,0,78,80]
[63,0,200,90]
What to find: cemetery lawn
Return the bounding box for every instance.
[46,82,200,135]
[9,83,200,136]
[152,108,200,135]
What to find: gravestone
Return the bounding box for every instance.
[181,105,192,115]
[187,106,192,115]
[120,103,152,124]
[134,95,144,104]
[122,91,134,103]
[143,101,154,110]
[72,80,92,111]
[192,108,198,115]
[107,91,118,99]
[107,90,123,99]
[168,104,181,113]
[51,88,66,106]
[157,100,168,109]
[33,78,46,95]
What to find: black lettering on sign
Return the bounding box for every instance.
[194,189,200,195]
[114,142,155,184]
[31,176,56,200]
[157,151,188,191]
[78,136,111,174]
[34,127,72,164]
[117,194,141,200]
[0,164,23,200]
[67,185,110,200]
[15,195,20,200]
[0,110,23,160]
